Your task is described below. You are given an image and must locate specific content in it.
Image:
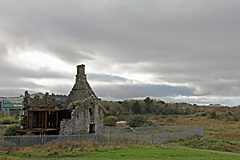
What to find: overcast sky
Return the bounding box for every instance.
[0,0,240,106]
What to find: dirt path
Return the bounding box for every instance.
[162,144,240,156]
[178,146,240,156]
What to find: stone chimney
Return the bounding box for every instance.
[65,64,97,105]
[75,64,86,83]
[77,64,85,75]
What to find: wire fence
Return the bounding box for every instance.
[0,126,204,149]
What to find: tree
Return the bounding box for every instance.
[157,100,165,104]
[210,111,216,119]
[122,100,130,112]
[185,108,191,115]
[105,105,110,111]
[144,97,153,113]
[132,101,141,114]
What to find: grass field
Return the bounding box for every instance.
[0,116,19,124]
[62,148,240,160]
[155,116,240,153]
[1,144,240,160]
[1,116,240,159]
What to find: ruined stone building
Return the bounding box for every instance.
[60,65,104,135]
[17,64,104,135]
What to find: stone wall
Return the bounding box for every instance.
[20,64,104,135]
[59,98,104,135]
[65,64,98,105]
[94,105,104,133]
[22,91,61,109]
[59,119,73,135]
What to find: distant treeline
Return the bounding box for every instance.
[99,97,194,116]
[99,97,240,122]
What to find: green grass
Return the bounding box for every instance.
[1,147,240,160]
[0,116,19,123]
[181,137,240,153]
[75,148,240,160]
[2,116,240,159]
[154,117,240,153]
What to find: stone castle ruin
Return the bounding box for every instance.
[18,64,104,135]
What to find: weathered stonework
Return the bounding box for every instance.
[22,91,62,109]
[65,64,97,105]
[59,98,104,135]
[59,64,104,134]
[19,64,104,135]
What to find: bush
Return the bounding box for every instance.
[3,119,12,124]
[104,116,118,126]
[141,121,156,127]
[164,117,174,123]
[127,116,155,127]
[210,111,216,119]
[3,124,20,136]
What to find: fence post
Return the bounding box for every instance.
[17,135,19,147]
[168,132,170,142]
[110,127,112,142]
[110,131,111,142]
[146,134,147,143]
[32,134,34,146]
[152,133,154,144]
[79,134,80,141]
[103,132,105,142]
[136,133,138,143]
[95,133,97,142]
[163,132,166,143]
[124,132,126,142]
[43,134,46,144]
[39,134,41,145]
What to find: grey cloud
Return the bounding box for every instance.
[88,73,130,83]
[0,77,41,89]
[93,83,193,100]
[115,59,240,98]
[162,95,240,107]
[0,76,42,97]
[47,84,73,96]
[1,0,240,64]
[0,62,69,79]
[0,55,72,97]
[43,43,96,64]
[192,79,240,96]
[0,89,26,97]
[0,1,98,64]
[0,0,240,105]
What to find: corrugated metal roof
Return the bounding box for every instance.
[1,97,23,109]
